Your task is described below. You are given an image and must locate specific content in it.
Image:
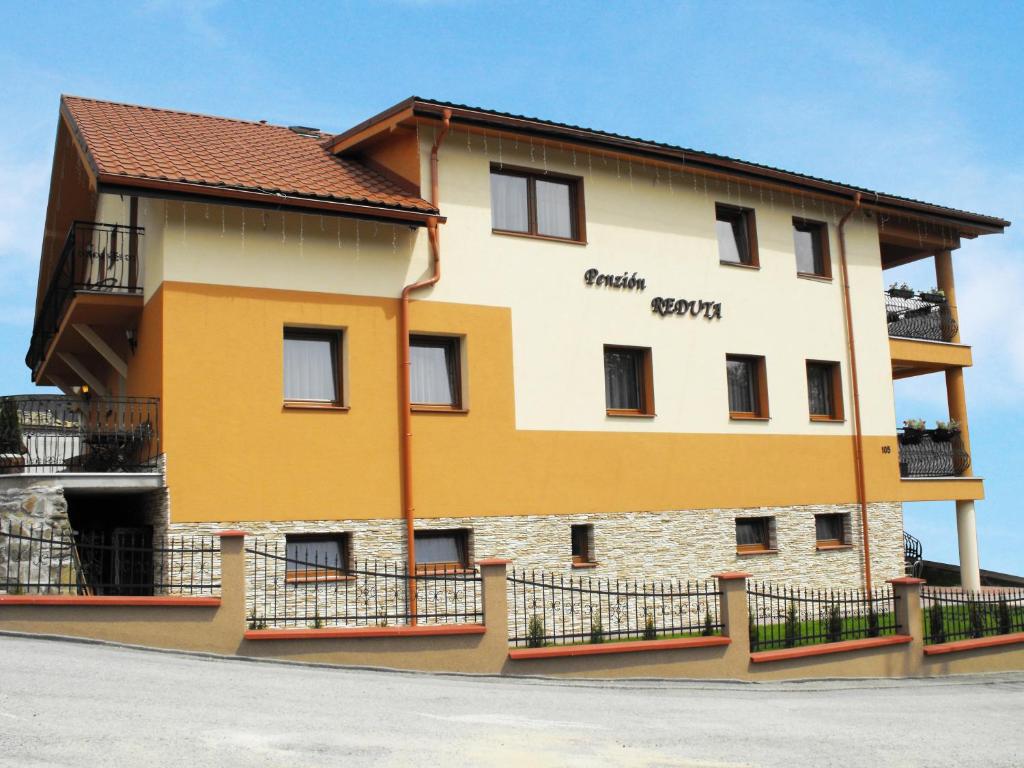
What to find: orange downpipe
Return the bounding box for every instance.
[837,192,872,592]
[400,109,451,621]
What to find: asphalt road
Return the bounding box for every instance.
[1,634,1022,767]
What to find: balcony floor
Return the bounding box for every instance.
[890,337,973,379]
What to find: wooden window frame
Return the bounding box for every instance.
[716,203,759,268]
[736,517,775,554]
[604,344,655,417]
[806,360,844,422]
[409,334,464,412]
[414,529,472,574]
[571,523,595,566]
[283,327,343,408]
[490,164,587,244]
[815,513,851,549]
[793,217,832,279]
[284,533,353,583]
[726,354,769,420]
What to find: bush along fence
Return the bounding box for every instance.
[746,581,899,652]
[245,538,482,629]
[2,545,1024,678]
[507,569,721,648]
[0,522,220,598]
[922,587,1024,645]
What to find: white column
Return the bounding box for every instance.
[956,500,981,591]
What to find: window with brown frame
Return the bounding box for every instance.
[815,513,850,547]
[793,218,831,278]
[283,328,342,405]
[726,354,768,419]
[716,204,759,267]
[414,529,470,572]
[490,165,585,242]
[571,524,594,565]
[284,534,351,583]
[806,360,844,421]
[604,345,654,416]
[410,334,462,410]
[736,517,775,554]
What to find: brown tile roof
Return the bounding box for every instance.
[61,96,436,215]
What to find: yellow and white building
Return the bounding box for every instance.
[5,95,1009,590]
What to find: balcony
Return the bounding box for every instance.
[26,221,144,377]
[885,287,957,342]
[897,427,970,478]
[0,395,159,475]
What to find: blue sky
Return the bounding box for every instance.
[0,1,1020,573]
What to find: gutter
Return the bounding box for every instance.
[836,192,872,592]
[399,108,452,621]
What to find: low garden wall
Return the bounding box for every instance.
[0,532,1022,680]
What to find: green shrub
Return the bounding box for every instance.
[642,614,657,641]
[784,604,800,648]
[997,599,1012,635]
[526,615,546,648]
[309,606,324,630]
[968,601,985,639]
[589,615,604,644]
[748,611,758,651]
[867,606,880,638]
[702,609,714,637]
[928,604,946,644]
[0,399,23,455]
[247,614,267,630]
[826,604,842,643]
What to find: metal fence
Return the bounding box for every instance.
[747,581,899,651]
[897,430,970,478]
[885,289,957,342]
[0,395,160,473]
[507,569,721,648]
[0,523,220,597]
[245,539,483,629]
[27,221,145,370]
[922,587,1024,644]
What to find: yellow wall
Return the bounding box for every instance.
[161,281,910,523]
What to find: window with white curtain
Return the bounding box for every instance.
[410,335,461,407]
[283,329,340,403]
[604,345,653,415]
[490,166,582,241]
[414,529,469,569]
[726,354,767,417]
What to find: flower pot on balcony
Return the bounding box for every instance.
[887,288,915,300]
[930,427,960,443]
[919,292,946,304]
[899,429,925,445]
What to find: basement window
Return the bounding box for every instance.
[285,534,351,582]
[414,529,470,572]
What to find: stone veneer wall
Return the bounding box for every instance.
[0,483,74,593]
[167,502,905,589]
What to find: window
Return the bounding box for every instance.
[815,513,849,547]
[716,204,758,267]
[284,534,351,582]
[726,355,768,418]
[604,345,654,416]
[410,335,462,409]
[793,218,831,278]
[806,361,843,421]
[283,329,341,404]
[571,524,594,565]
[414,529,470,571]
[490,166,584,241]
[736,517,774,554]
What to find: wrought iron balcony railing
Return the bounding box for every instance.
[897,429,970,478]
[885,288,958,343]
[26,221,145,371]
[0,395,159,474]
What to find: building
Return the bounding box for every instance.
[0,95,1009,593]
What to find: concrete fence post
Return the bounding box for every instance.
[889,576,925,675]
[214,530,248,654]
[476,558,511,672]
[715,571,752,676]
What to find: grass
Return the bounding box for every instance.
[923,603,1024,644]
[751,612,895,651]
